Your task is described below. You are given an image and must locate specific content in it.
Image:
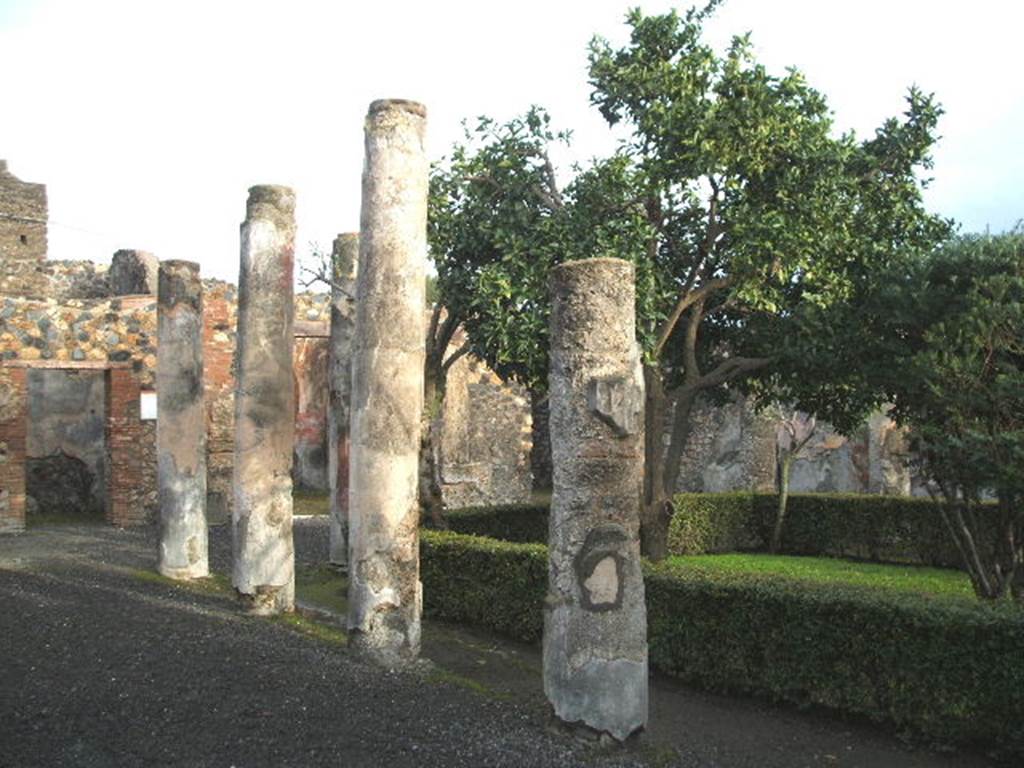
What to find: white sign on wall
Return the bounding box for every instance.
[140,390,158,420]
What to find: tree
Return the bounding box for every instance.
[883,229,1024,601]
[429,4,949,558]
[769,409,816,553]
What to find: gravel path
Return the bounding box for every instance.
[0,521,1000,768]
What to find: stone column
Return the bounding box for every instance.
[347,100,428,661]
[544,257,648,741]
[156,260,208,579]
[232,185,296,615]
[328,233,359,568]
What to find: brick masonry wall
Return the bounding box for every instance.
[105,367,146,526]
[0,367,27,533]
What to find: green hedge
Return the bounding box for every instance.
[443,504,549,545]
[420,529,1024,756]
[421,529,546,641]
[667,492,761,554]
[446,493,981,568]
[669,492,974,567]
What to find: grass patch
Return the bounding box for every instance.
[295,565,348,615]
[273,613,347,646]
[293,491,329,516]
[667,553,975,600]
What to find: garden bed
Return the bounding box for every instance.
[421,529,1024,757]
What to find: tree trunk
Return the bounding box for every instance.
[640,364,670,560]
[529,390,553,494]
[771,453,793,553]
[419,351,447,529]
[661,385,698,500]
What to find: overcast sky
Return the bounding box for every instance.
[1,0,1021,283]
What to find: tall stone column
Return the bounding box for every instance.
[232,185,296,615]
[157,260,208,579]
[328,232,359,568]
[544,257,648,741]
[347,99,428,661]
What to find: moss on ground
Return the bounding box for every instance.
[129,568,233,596]
[273,613,348,646]
[295,565,348,614]
[424,666,511,701]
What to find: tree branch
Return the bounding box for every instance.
[696,355,773,390]
[442,341,472,373]
[652,275,733,358]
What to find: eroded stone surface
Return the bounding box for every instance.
[328,233,358,568]
[232,185,296,614]
[347,100,427,662]
[544,257,648,741]
[109,250,159,296]
[157,260,208,579]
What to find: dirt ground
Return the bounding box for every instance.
[0,519,1003,768]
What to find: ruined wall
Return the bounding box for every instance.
[0,255,544,523]
[439,352,533,508]
[675,396,777,493]
[674,394,916,496]
[0,295,158,380]
[0,160,47,265]
[26,368,108,518]
[0,367,27,533]
[201,281,237,524]
[293,332,330,491]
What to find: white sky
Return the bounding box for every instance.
[1,0,1021,283]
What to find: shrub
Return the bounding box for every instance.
[420,529,546,642]
[669,492,980,567]
[419,529,1024,755]
[444,493,993,569]
[646,560,1024,753]
[667,492,761,554]
[442,503,549,544]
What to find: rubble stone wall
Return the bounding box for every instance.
[440,353,533,509]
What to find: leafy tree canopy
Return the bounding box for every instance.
[429,2,951,553]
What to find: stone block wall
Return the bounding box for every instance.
[0,160,47,264]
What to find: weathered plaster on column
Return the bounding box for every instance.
[232,185,296,615]
[329,233,358,568]
[157,260,208,579]
[347,100,428,661]
[544,257,648,741]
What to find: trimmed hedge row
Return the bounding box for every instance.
[420,529,547,641]
[444,494,975,569]
[420,529,1024,755]
[443,504,549,545]
[669,492,968,567]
